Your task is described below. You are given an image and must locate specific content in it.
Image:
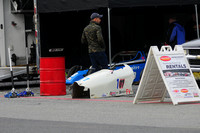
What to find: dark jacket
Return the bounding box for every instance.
[166,22,185,47]
[81,21,105,53]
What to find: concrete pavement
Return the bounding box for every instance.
[0,86,200,133]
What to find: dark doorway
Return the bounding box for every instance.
[39,5,197,69]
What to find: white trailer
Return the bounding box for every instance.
[0,0,38,81]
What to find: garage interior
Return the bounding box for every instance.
[39,5,198,68]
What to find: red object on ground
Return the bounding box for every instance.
[40,57,66,96]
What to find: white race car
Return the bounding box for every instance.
[71,64,135,98]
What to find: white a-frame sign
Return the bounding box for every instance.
[133,45,200,105]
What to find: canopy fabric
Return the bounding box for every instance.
[38,0,200,13]
[37,0,108,13]
[109,0,200,8]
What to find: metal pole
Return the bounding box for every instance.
[34,0,40,71]
[195,4,199,39]
[25,32,30,90]
[108,8,112,65]
[8,48,14,91]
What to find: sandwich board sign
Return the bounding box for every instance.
[133,45,200,105]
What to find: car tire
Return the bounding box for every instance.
[67,65,81,78]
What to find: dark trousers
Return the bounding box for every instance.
[89,52,108,72]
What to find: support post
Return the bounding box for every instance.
[195,4,199,39]
[108,8,112,65]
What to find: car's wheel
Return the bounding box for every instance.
[67,65,81,78]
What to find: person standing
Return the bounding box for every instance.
[166,16,185,48]
[81,12,108,72]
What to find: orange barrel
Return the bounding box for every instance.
[40,57,66,96]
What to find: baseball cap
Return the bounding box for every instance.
[90,13,103,20]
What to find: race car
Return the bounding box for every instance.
[66,51,146,85]
[71,64,135,98]
[182,39,200,87]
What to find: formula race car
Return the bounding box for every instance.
[66,51,146,85]
[71,64,135,98]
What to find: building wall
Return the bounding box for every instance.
[3,0,27,66]
[0,0,6,66]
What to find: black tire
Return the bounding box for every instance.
[67,65,81,78]
[17,74,33,81]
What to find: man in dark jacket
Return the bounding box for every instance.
[166,16,185,48]
[81,13,108,72]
